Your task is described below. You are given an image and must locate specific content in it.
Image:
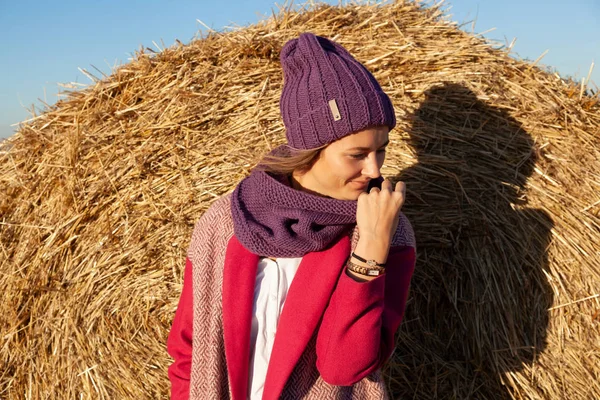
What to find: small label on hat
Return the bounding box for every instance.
[328,99,341,121]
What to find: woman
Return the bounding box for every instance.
[167,32,416,399]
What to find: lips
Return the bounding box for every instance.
[352,180,370,189]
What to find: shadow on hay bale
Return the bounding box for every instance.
[385,83,554,399]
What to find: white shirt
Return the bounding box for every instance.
[247,256,302,400]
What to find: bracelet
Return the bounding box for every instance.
[347,260,386,277]
[351,251,386,267]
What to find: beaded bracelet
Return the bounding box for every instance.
[347,260,386,277]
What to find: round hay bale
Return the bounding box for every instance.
[1,1,599,398]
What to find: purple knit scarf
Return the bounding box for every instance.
[230,144,384,257]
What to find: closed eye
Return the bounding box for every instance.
[350,149,386,159]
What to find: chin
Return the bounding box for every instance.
[343,186,365,200]
[327,183,366,200]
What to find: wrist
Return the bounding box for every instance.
[345,267,377,282]
[345,237,390,282]
[353,237,390,266]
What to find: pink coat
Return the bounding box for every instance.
[167,193,416,399]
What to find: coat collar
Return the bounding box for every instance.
[222,232,351,400]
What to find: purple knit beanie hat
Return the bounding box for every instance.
[279,32,396,150]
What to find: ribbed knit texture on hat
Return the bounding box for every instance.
[279,32,396,150]
[230,144,384,257]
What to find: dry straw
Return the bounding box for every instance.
[1,0,599,398]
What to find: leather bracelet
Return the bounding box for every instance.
[351,251,386,268]
[347,260,386,277]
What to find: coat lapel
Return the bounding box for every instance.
[262,233,351,399]
[222,232,352,400]
[222,234,259,400]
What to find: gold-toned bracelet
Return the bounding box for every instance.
[347,260,386,277]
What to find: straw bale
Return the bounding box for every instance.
[1,0,599,398]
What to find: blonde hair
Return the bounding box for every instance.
[253,143,329,177]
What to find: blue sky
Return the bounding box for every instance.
[1,0,598,139]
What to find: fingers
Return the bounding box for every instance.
[369,179,406,210]
[369,178,405,194]
[396,180,406,197]
[369,178,390,193]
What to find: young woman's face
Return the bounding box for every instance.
[292,126,390,200]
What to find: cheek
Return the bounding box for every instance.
[330,158,359,184]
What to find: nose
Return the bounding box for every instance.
[362,153,382,179]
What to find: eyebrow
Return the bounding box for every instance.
[347,139,390,151]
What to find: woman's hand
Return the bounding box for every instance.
[356,178,406,245]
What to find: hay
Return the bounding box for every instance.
[1,0,599,398]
